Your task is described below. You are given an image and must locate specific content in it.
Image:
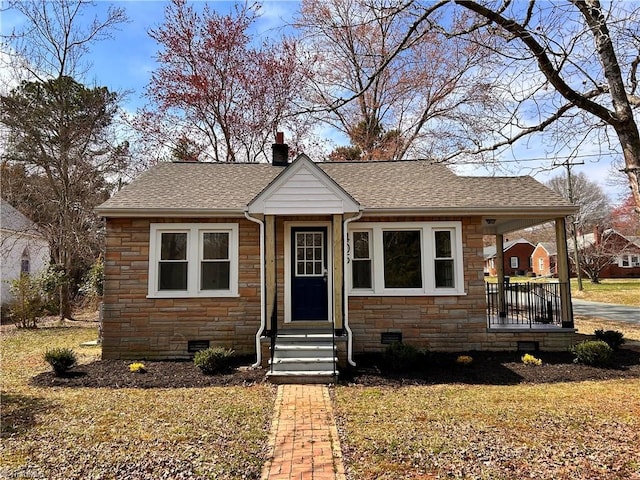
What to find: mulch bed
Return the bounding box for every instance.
[30,347,640,389]
[341,348,640,386]
[30,357,267,388]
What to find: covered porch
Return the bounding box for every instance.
[483,214,575,333]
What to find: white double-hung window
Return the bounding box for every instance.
[149,223,239,297]
[348,221,464,295]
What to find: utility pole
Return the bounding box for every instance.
[564,161,584,291]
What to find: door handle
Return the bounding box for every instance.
[323,268,328,283]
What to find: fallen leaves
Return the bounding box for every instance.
[335,381,640,480]
[1,326,275,480]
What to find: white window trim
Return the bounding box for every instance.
[620,253,640,268]
[347,221,465,296]
[148,223,239,298]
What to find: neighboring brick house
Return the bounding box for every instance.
[483,238,535,276]
[1,199,50,306]
[573,228,640,278]
[97,142,577,380]
[531,242,557,277]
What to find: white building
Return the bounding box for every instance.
[1,199,50,305]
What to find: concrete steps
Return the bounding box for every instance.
[266,330,338,384]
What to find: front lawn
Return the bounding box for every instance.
[335,380,640,479]
[1,325,274,480]
[571,278,640,306]
[574,315,640,343]
[485,277,640,306]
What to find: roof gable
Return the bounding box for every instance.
[534,242,557,256]
[1,199,37,232]
[483,238,534,259]
[248,154,360,214]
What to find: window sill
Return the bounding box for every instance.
[348,290,467,297]
[147,292,240,299]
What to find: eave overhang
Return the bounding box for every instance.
[95,207,247,218]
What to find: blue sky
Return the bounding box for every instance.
[63,1,298,111]
[0,0,629,203]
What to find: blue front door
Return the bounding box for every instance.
[291,227,328,321]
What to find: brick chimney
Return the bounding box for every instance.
[593,225,602,246]
[272,131,289,167]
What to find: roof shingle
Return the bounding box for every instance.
[97,159,575,214]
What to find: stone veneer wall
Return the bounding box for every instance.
[102,217,261,360]
[346,216,574,352]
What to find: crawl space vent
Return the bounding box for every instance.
[381,332,402,345]
[188,340,210,353]
[517,341,539,352]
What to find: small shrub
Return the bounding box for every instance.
[44,347,77,376]
[571,340,613,367]
[193,347,235,374]
[594,329,625,350]
[39,264,67,315]
[521,353,542,366]
[383,342,421,372]
[79,257,104,306]
[8,273,46,328]
[129,362,146,373]
[456,355,473,366]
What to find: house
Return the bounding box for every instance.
[1,199,50,305]
[531,242,557,277]
[573,227,640,278]
[483,238,535,277]
[96,139,578,379]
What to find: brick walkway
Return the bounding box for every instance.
[261,384,346,480]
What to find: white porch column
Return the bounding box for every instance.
[332,214,343,330]
[555,217,574,328]
[265,215,276,331]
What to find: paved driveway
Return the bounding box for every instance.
[572,299,640,324]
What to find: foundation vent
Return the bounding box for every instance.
[381,332,402,345]
[188,340,210,353]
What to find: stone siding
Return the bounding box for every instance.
[103,214,574,360]
[102,217,261,360]
[347,217,574,352]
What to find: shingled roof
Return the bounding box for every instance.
[1,199,38,233]
[97,157,575,217]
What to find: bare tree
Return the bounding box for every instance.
[295,0,498,161]
[573,228,634,283]
[1,0,128,318]
[365,0,640,205]
[138,0,311,163]
[1,0,126,82]
[547,172,611,230]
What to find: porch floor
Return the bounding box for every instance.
[487,317,570,331]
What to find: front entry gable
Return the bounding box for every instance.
[248,154,360,215]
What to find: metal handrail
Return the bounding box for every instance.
[332,316,337,378]
[486,281,566,327]
[270,292,277,374]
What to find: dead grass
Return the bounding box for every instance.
[574,315,640,343]
[1,325,274,480]
[571,279,640,306]
[485,277,640,306]
[335,381,640,480]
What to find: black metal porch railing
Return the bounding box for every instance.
[486,281,567,328]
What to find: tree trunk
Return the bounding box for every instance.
[614,124,640,211]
